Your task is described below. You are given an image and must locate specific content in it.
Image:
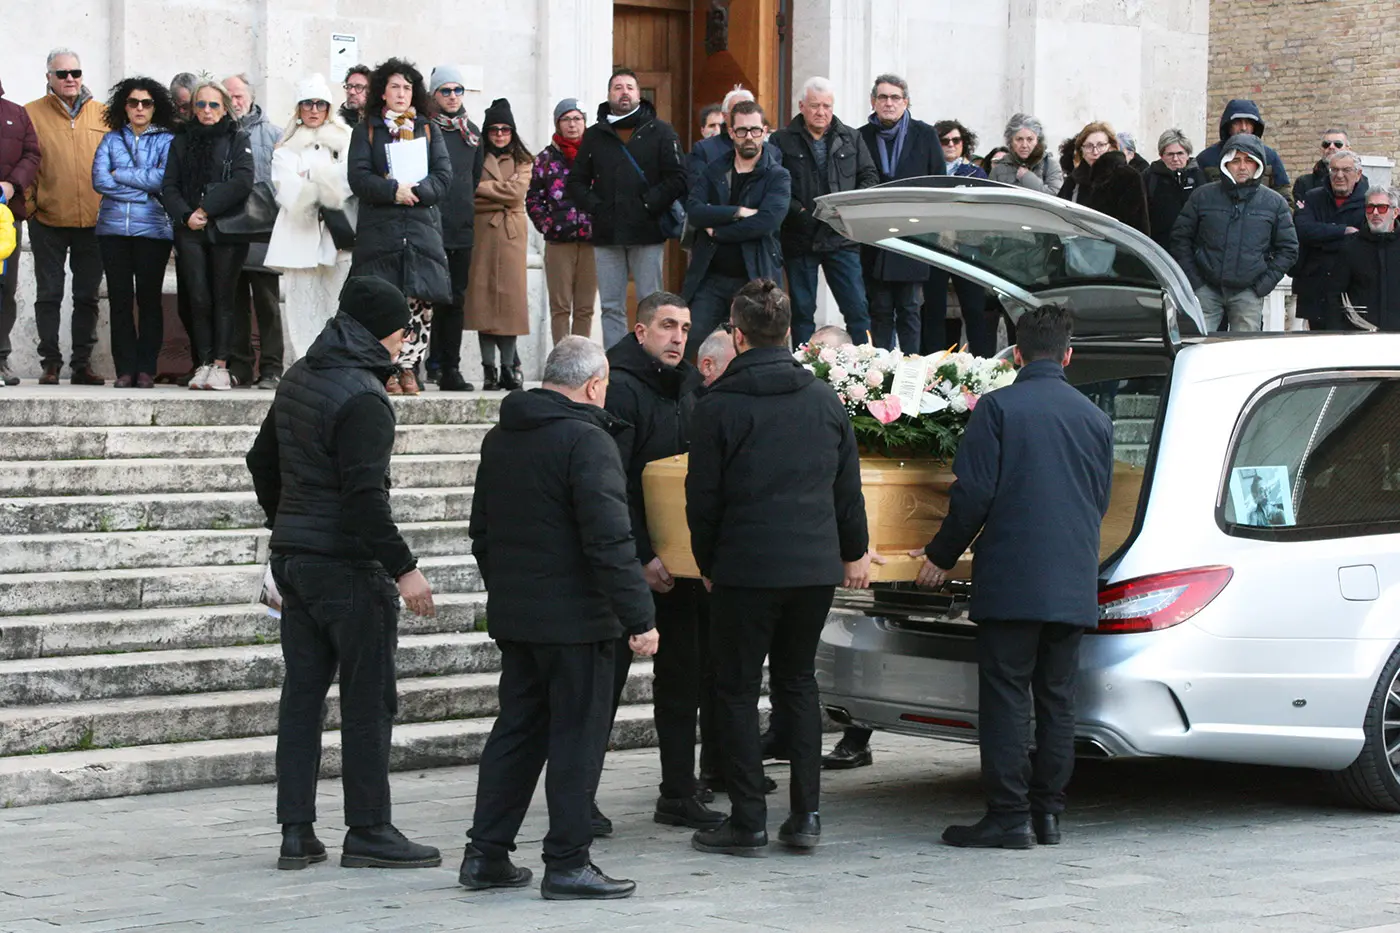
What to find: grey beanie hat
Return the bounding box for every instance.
[1003,112,1045,144]
[553,97,584,125]
[429,65,466,94]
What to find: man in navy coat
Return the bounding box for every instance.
[911,306,1114,849]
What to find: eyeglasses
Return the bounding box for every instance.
[730,126,765,138]
[51,69,82,80]
[125,98,154,110]
[558,115,586,123]
[343,82,368,92]
[874,94,905,103]
[721,321,735,334]
[436,86,466,97]
[298,99,330,111]
[1322,140,1348,149]
[1365,203,1392,214]
[486,125,512,134]
[1329,167,1360,176]
[939,135,962,145]
[1083,141,1112,152]
[193,100,222,111]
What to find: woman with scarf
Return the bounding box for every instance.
[465,98,532,391]
[527,98,595,346]
[988,113,1063,195]
[346,57,453,395]
[161,80,254,391]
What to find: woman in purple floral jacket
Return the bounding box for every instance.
[527,98,596,343]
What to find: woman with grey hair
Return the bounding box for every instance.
[988,113,1062,194]
[1144,128,1206,249]
[1117,132,1150,173]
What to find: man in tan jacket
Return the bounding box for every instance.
[25,48,107,385]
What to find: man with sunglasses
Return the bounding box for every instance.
[1294,146,1369,330]
[1292,129,1351,209]
[1330,186,1400,332]
[24,48,107,385]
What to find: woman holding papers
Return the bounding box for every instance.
[346,57,453,395]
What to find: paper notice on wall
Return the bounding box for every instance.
[330,34,359,83]
[890,357,928,419]
[386,137,429,185]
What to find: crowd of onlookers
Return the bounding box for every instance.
[0,52,1394,393]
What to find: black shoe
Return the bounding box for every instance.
[540,861,636,900]
[591,800,613,838]
[822,742,873,771]
[255,373,281,391]
[941,815,1035,850]
[458,844,533,890]
[498,364,521,392]
[277,823,327,870]
[482,363,499,392]
[438,368,474,392]
[340,823,443,868]
[654,794,725,829]
[1032,812,1061,846]
[691,819,768,858]
[777,812,821,850]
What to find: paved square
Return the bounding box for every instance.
[1,734,1398,932]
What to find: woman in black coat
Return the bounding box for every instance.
[347,57,453,395]
[1058,121,1150,235]
[161,80,254,391]
[1144,128,1207,250]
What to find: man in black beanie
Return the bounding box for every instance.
[246,275,442,872]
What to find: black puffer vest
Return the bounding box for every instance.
[269,314,396,561]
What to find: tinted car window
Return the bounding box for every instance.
[899,229,1158,292]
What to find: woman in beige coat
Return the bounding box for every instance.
[465,98,531,391]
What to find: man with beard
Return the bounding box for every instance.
[679,101,790,360]
[340,66,369,126]
[1330,185,1400,332]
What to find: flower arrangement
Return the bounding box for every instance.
[795,343,1017,462]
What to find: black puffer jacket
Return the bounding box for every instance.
[1293,176,1369,322]
[770,114,879,255]
[470,388,655,643]
[565,100,687,246]
[686,347,868,588]
[1331,227,1400,332]
[1144,158,1207,249]
[435,117,484,250]
[604,335,703,566]
[347,118,454,303]
[1057,151,1150,234]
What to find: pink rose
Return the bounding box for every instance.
[848,383,868,401]
[866,396,902,424]
[818,347,838,364]
[865,368,883,387]
[829,366,849,382]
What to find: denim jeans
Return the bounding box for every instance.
[1195,284,1265,333]
[594,243,665,349]
[868,280,923,353]
[784,248,871,346]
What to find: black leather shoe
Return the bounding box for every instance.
[540,862,636,900]
[941,815,1035,850]
[438,368,475,392]
[458,844,533,890]
[697,772,778,797]
[822,741,873,770]
[340,824,443,868]
[277,823,327,870]
[691,819,768,858]
[1032,812,1061,846]
[654,794,726,829]
[777,812,821,850]
[590,800,613,838]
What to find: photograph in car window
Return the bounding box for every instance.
[1229,466,1295,527]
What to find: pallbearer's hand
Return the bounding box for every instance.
[843,552,873,589]
[397,568,436,617]
[643,557,675,594]
[907,550,948,589]
[629,628,660,657]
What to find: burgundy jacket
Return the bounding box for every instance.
[0,81,41,220]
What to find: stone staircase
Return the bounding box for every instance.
[0,389,660,808]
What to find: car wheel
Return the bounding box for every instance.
[1327,643,1400,812]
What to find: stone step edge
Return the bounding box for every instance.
[0,552,476,586]
[0,486,475,508]
[1,519,474,548]
[0,452,480,469]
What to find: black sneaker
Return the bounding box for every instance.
[540,862,636,900]
[777,811,821,850]
[277,823,327,870]
[255,373,282,391]
[458,844,533,890]
[654,794,725,829]
[340,823,442,868]
[691,819,768,858]
[590,800,613,838]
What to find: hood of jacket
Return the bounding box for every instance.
[304,314,397,377]
[708,346,815,398]
[241,104,270,130]
[607,333,700,399]
[1218,99,1265,142]
[1219,133,1269,189]
[593,98,657,136]
[498,387,628,435]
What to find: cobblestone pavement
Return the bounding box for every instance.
[3,734,1400,933]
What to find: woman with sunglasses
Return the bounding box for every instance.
[924,120,995,357]
[266,73,355,363]
[92,77,176,388]
[162,80,254,390]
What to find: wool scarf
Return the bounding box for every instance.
[869,110,910,177]
[383,107,417,140]
[553,132,580,162]
[432,110,476,146]
[176,116,234,206]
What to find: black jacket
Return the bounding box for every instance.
[1058,151,1150,234]
[469,388,655,643]
[565,100,687,246]
[1293,176,1370,321]
[1331,227,1400,332]
[347,117,454,304]
[686,347,868,587]
[436,118,485,250]
[604,335,703,566]
[770,114,879,255]
[160,120,255,226]
[1292,158,1329,209]
[858,115,946,282]
[1145,158,1207,249]
[926,360,1114,626]
[681,149,790,300]
[245,314,415,577]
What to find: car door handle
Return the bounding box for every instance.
[1339,564,1380,602]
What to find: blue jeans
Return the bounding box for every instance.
[784,249,871,347]
[868,280,923,353]
[685,272,747,360]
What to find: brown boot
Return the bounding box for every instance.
[398,370,421,396]
[39,362,60,386]
[385,373,404,395]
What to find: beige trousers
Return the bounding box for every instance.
[544,241,598,343]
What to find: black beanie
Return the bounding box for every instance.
[339,276,411,340]
[483,97,516,131]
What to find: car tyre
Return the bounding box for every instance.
[1326,643,1400,812]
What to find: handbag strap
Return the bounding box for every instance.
[619,142,650,186]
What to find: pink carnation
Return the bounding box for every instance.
[847,383,868,401]
[866,396,902,424]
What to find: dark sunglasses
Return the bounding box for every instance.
[1322,140,1348,149]
[721,321,735,334]
[125,98,154,110]
[1365,203,1392,214]
[298,99,331,111]
[193,100,222,110]
[51,69,82,79]
[939,135,963,145]
[486,125,512,134]
[437,86,466,97]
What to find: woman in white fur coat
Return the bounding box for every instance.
[266,73,355,361]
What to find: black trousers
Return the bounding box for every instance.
[709,584,835,831]
[99,235,172,378]
[975,620,1084,820]
[29,220,103,369]
[0,221,22,364]
[470,639,615,870]
[229,269,284,383]
[924,269,994,358]
[431,246,472,370]
[174,228,248,365]
[868,280,923,354]
[173,246,194,370]
[272,555,399,827]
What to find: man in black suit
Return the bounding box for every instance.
[686,280,871,857]
[910,306,1114,849]
[858,74,945,352]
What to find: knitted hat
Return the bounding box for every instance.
[553,98,583,126]
[429,65,466,95]
[294,73,334,105]
[483,97,516,130]
[339,277,411,340]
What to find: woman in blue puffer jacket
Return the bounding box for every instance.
[92,76,175,388]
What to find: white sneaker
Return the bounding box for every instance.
[206,366,233,391]
[188,364,213,390]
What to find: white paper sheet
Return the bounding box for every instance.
[890,357,929,420]
[386,136,429,185]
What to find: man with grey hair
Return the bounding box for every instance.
[688,84,776,181]
[1294,127,1351,208]
[771,77,878,346]
[25,48,107,384]
[223,73,285,387]
[696,327,735,386]
[1294,147,1369,329]
[1330,185,1400,332]
[170,72,198,122]
[464,335,658,900]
